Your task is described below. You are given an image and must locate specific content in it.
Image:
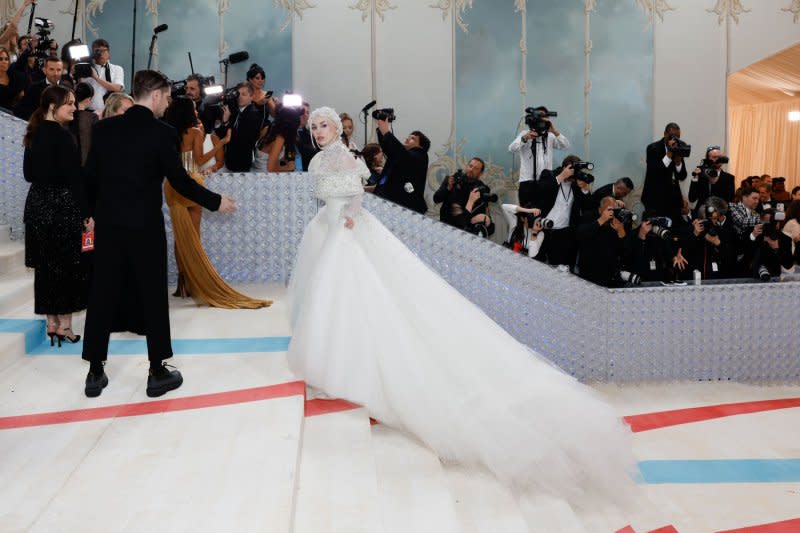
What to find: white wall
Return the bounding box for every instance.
[652,0,800,171]
[293,2,453,162]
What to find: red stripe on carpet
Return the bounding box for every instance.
[305,398,361,417]
[624,397,800,433]
[715,518,800,532]
[615,526,637,533]
[0,381,305,430]
[648,526,679,533]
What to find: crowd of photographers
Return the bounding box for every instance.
[3,16,798,288]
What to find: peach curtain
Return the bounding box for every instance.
[728,98,800,190]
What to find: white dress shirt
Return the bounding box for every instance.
[85,61,125,113]
[508,130,570,183]
[547,181,575,230]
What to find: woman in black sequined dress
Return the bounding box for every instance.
[23,85,92,346]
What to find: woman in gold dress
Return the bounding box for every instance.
[163,97,270,309]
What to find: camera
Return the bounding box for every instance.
[692,156,730,179]
[372,108,396,122]
[612,207,637,225]
[761,221,780,240]
[32,18,58,61]
[668,135,692,158]
[474,184,498,203]
[534,217,555,230]
[452,169,465,185]
[67,43,92,79]
[757,265,772,282]
[617,270,642,286]
[524,107,557,135]
[697,219,719,237]
[571,161,595,184]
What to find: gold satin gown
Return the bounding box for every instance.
[164,151,271,309]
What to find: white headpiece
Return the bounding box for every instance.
[309,106,342,145]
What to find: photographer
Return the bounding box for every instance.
[501,204,544,258]
[642,122,688,220]
[508,106,570,207]
[748,209,794,281]
[592,177,634,209]
[624,214,688,284]
[576,196,627,287]
[532,154,594,269]
[433,157,494,236]
[295,102,318,171]
[688,145,735,211]
[215,82,266,172]
[85,39,124,114]
[685,197,737,279]
[374,116,429,214]
[185,73,217,134]
[14,56,64,120]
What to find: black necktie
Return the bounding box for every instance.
[104,64,111,82]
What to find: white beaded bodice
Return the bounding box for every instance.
[309,142,370,200]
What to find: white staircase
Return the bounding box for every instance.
[0,225,32,316]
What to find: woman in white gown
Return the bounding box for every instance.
[287,107,637,503]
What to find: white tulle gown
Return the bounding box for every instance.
[287,141,637,503]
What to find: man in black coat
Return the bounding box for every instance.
[688,145,735,211]
[81,70,236,398]
[374,118,429,214]
[14,56,65,120]
[216,82,265,172]
[576,196,627,287]
[642,122,688,220]
[591,177,634,209]
[532,154,594,268]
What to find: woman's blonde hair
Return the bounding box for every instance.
[102,92,134,119]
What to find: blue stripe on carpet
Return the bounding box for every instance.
[28,336,291,355]
[0,319,290,355]
[638,459,800,484]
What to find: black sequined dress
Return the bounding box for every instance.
[23,120,90,315]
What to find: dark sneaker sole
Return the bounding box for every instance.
[146,375,184,398]
[85,375,109,398]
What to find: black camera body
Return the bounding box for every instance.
[761,221,781,240]
[612,207,637,225]
[698,219,719,237]
[572,161,595,184]
[32,18,57,61]
[693,156,730,178]
[372,108,396,122]
[474,184,498,204]
[524,107,557,135]
[669,135,692,158]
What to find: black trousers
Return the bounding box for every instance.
[518,181,538,208]
[535,227,577,268]
[82,224,172,363]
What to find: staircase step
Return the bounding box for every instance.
[0,241,24,277]
[0,268,33,316]
[443,464,529,533]
[371,424,461,533]
[293,408,383,533]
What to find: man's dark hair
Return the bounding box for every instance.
[739,185,758,198]
[561,154,581,168]
[91,39,110,50]
[616,177,634,190]
[470,156,485,175]
[664,122,680,133]
[411,130,430,153]
[132,69,170,101]
[185,73,203,85]
[792,186,800,196]
[43,56,62,66]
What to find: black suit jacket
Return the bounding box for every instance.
[85,105,221,229]
[14,79,63,121]
[296,127,319,171]
[533,169,594,227]
[375,130,428,214]
[642,139,687,218]
[688,170,735,210]
[216,104,265,172]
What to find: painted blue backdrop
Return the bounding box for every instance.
[455,0,653,190]
[88,0,292,97]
